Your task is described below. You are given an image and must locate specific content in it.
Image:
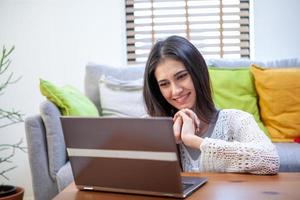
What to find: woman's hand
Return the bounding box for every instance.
[174,108,200,131]
[173,109,203,149]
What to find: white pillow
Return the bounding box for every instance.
[99,75,147,117]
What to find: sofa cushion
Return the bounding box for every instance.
[206,58,300,68]
[99,75,146,117]
[250,65,300,142]
[85,63,145,115]
[40,101,67,180]
[207,58,263,68]
[209,67,269,136]
[260,58,300,68]
[40,79,99,116]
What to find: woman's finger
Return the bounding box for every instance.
[173,112,179,122]
[177,110,193,125]
[181,109,200,129]
[173,116,182,144]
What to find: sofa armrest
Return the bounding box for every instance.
[25,115,58,200]
[56,161,73,192]
[39,101,67,179]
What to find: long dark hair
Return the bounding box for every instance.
[143,35,216,123]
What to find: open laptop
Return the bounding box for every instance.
[60,117,207,198]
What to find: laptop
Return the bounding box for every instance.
[60,117,207,198]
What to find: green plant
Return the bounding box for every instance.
[0,46,26,182]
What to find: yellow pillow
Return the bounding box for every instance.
[250,65,300,142]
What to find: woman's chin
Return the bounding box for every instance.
[175,104,193,110]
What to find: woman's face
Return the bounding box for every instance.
[154,58,196,110]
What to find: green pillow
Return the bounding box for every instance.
[40,79,99,116]
[208,67,269,137]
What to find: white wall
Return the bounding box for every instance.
[0,0,299,200]
[252,0,300,60]
[0,0,126,199]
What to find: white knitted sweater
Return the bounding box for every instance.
[179,109,280,174]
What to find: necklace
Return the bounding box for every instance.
[195,122,209,136]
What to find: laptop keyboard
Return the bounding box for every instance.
[182,183,194,191]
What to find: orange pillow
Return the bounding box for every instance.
[250,65,300,142]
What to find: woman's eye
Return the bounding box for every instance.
[177,73,188,80]
[159,82,169,87]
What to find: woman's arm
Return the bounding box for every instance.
[199,111,280,174]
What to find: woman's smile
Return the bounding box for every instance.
[173,92,191,104]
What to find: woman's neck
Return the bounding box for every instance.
[196,121,209,136]
[195,108,218,136]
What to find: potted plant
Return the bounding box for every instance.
[0,46,26,200]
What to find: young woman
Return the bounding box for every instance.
[143,35,279,174]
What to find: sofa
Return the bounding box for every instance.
[25,59,300,200]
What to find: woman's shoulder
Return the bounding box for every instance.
[216,109,257,131]
[218,109,253,120]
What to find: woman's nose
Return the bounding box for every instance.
[171,83,183,96]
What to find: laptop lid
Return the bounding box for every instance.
[61,117,207,198]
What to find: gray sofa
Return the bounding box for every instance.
[25,61,300,200]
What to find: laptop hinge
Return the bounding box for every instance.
[83,186,94,190]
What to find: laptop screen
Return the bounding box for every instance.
[61,117,184,194]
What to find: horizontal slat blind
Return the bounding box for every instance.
[126,0,250,64]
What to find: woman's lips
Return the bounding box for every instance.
[174,92,190,104]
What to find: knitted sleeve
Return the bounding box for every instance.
[199,110,280,174]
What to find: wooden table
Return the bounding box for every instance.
[53,173,300,200]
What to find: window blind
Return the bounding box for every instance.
[126,0,250,64]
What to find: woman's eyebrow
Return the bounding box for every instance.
[157,79,167,84]
[174,69,188,77]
